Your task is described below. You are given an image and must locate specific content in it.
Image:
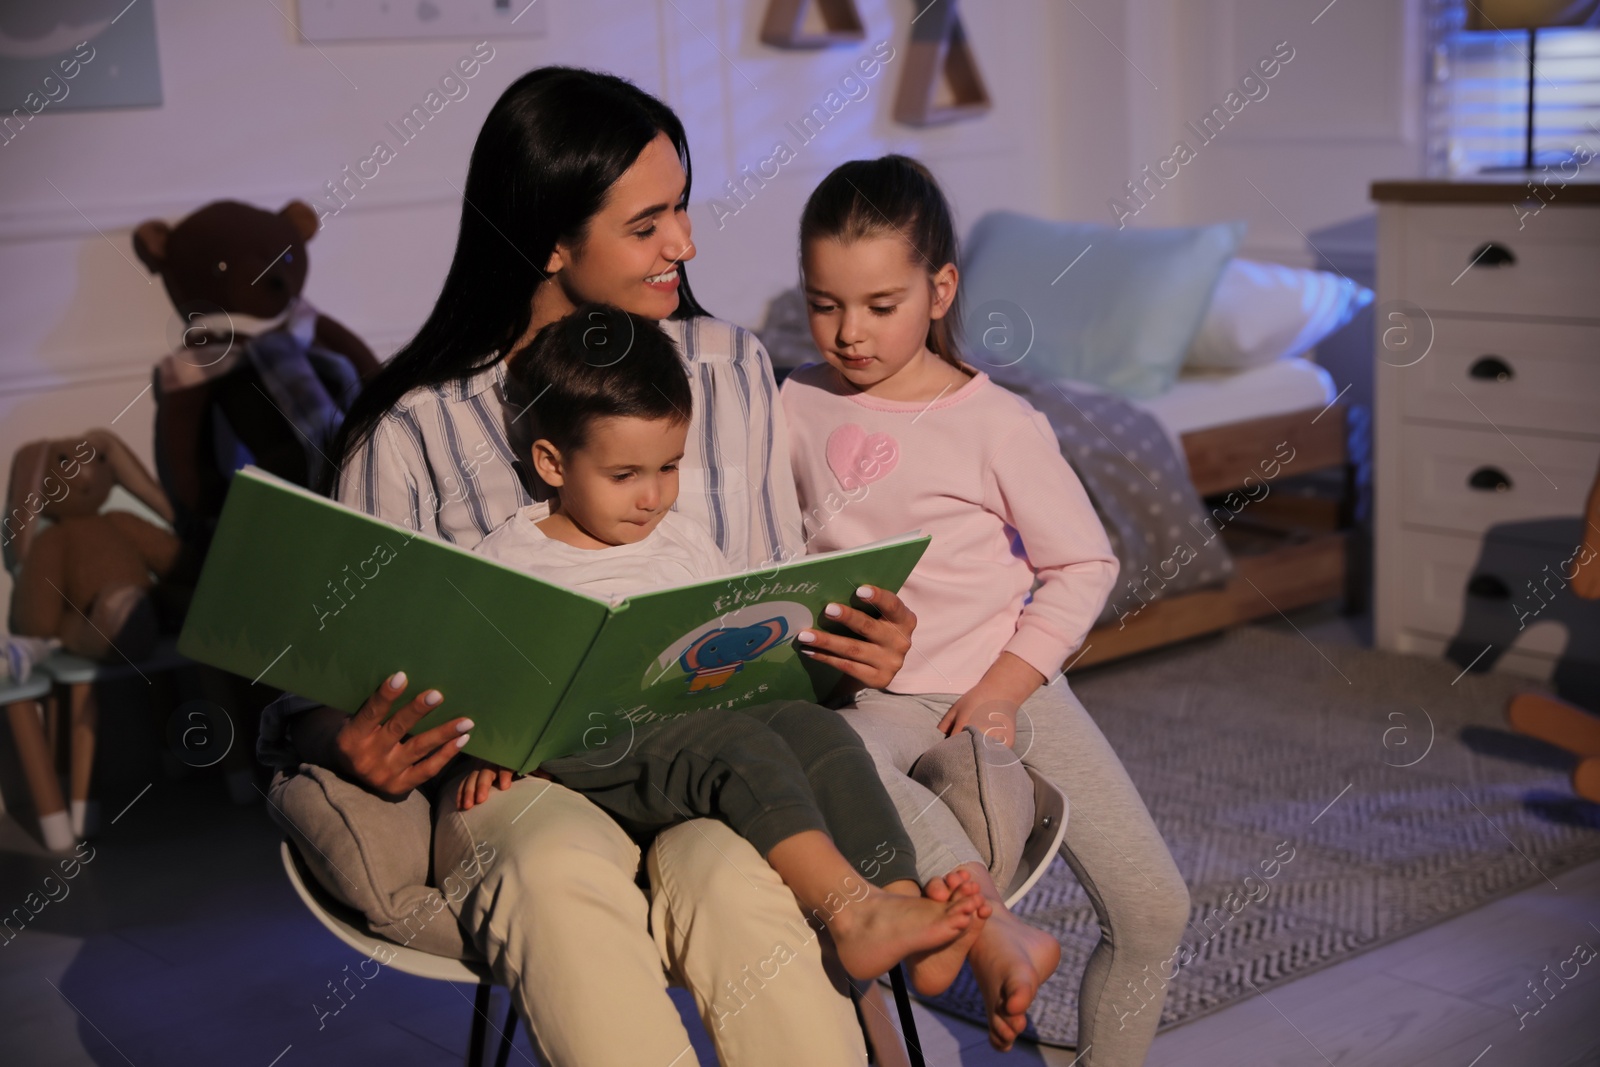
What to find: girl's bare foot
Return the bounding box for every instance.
[968,908,1061,1050]
[906,870,992,995]
[826,887,982,980]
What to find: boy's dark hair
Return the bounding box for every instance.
[799,154,964,369]
[508,303,691,453]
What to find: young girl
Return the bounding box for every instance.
[781,156,1192,1062]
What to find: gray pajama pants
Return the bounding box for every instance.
[839,678,1192,1067]
[540,701,920,889]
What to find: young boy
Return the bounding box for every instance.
[457,304,989,984]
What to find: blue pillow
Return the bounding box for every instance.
[959,211,1245,399]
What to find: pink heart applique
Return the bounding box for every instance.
[826,424,899,492]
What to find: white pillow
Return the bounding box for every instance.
[1185,258,1373,371]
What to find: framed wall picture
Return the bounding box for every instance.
[0,0,163,114]
[296,0,548,42]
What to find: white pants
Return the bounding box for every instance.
[434,775,867,1066]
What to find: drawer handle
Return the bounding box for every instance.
[1468,356,1514,382]
[1467,574,1511,600]
[1469,241,1516,268]
[1468,467,1513,492]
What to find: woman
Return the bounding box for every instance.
[263,67,914,1065]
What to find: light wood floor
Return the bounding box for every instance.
[879,858,1600,1067]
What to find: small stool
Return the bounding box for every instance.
[2,672,71,850]
[39,636,189,838]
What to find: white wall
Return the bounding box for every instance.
[1113,0,1423,265]
[0,0,1091,461]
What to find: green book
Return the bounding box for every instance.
[178,466,930,772]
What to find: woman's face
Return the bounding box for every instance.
[547,132,696,322]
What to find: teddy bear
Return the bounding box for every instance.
[133,199,379,553]
[5,429,184,663]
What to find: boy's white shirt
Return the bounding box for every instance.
[473,502,730,598]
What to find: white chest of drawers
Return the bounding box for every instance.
[1371,177,1600,683]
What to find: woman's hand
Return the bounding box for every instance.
[332,671,473,799]
[796,585,916,691]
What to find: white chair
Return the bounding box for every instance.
[1003,767,1071,908]
[40,638,190,838]
[279,772,1069,1067]
[282,835,872,1066]
[279,840,525,1067]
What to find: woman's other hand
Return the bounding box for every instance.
[333,671,473,799]
[797,585,916,691]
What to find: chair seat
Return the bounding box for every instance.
[0,673,53,703]
[279,840,494,985]
[41,636,189,685]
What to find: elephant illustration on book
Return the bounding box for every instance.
[678,617,789,693]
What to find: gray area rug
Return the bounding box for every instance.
[915,626,1600,1047]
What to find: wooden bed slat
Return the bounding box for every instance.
[1180,403,1347,498]
[1068,532,1348,672]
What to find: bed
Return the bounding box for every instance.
[1069,358,1362,670]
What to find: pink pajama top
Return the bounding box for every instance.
[780,363,1118,694]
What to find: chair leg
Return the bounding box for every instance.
[45,689,60,769]
[467,982,490,1066]
[848,981,876,1064]
[493,999,518,1067]
[856,982,913,1067]
[146,668,178,747]
[7,697,72,850]
[888,966,927,1067]
[67,682,98,838]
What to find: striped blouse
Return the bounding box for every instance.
[258,315,805,769]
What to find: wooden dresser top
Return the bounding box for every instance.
[1371,172,1600,204]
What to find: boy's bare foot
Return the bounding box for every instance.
[826,886,982,981]
[968,908,1060,1050]
[906,871,992,995]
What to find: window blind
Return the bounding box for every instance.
[1426,2,1600,175]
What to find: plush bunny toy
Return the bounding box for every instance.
[6,430,184,662]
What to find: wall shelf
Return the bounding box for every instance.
[760,0,866,48]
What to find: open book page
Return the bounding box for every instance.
[526,532,930,769]
[177,467,612,771]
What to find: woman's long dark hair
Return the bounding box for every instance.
[798,154,964,369]
[324,66,709,492]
